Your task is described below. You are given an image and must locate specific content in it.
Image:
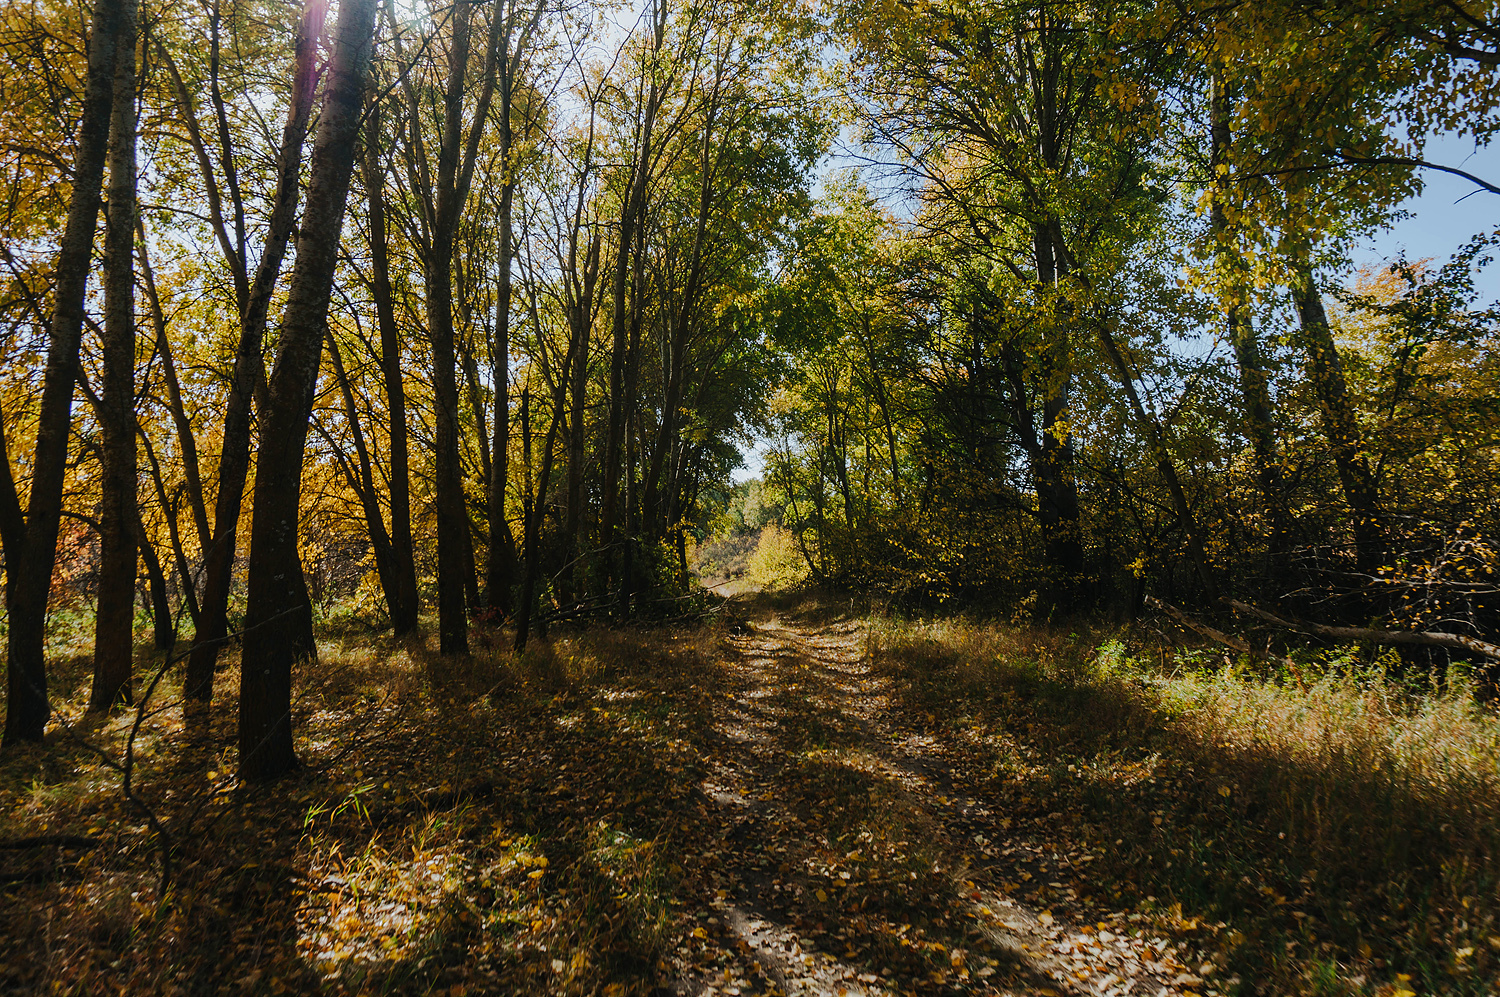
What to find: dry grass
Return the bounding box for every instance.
[868,614,1500,995]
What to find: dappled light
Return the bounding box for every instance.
[3,0,1499,992]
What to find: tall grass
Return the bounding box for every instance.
[868,616,1500,994]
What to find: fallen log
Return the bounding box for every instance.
[1225,599,1500,662]
[1145,596,1295,668]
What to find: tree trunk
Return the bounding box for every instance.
[137,219,210,551]
[563,309,589,599]
[486,199,517,614]
[238,0,378,781]
[1094,321,1219,603]
[1211,68,1284,552]
[136,510,173,652]
[90,3,140,711]
[515,344,577,652]
[184,0,327,708]
[419,0,508,656]
[484,0,546,615]
[1292,266,1383,572]
[4,0,128,746]
[362,102,419,634]
[600,3,668,586]
[325,332,402,626]
[1031,226,1084,608]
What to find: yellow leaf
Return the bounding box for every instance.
[815,889,829,902]
[693,927,707,939]
[528,870,545,880]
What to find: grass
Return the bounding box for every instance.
[867,614,1500,995]
[4,594,1499,996]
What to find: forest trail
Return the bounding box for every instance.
[669,598,1213,997]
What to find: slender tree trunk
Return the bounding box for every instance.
[1031,226,1084,608]
[137,514,173,651]
[486,199,516,613]
[1095,322,1219,603]
[484,0,546,615]
[1293,266,1383,572]
[90,4,140,711]
[362,103,418,634]
[325,332,402,624]
[1211,68,1283,551]
[423,0,506,656]
[185,0,327,708]
[600,5,667,585]
[563,311,589,599]
[617,252,647,614]
[137,221,210,550]
[516,348,575,652]
[4,0,128,746]
[140,429,202,627]
[238,0,378,781]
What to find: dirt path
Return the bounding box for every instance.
[667,601,1216,997]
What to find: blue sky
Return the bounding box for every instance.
[1356,132,1499,293]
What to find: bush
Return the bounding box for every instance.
[747,525,809,590]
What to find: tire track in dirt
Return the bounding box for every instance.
[667,599,1215,997]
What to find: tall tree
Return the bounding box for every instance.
[90,0,140,710]
[237,0,379,781]
[4,0,130,746]
[360,97,419,633]
[182,0,328,710]
[484,0,549,616]
[395,0,509,656]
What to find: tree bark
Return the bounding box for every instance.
[515,348,576,653]
[600,2,668,586]
[90,1,140,711]
[238,0,378,781]
[1211,68,1284,551]
[563,302,589,599]
[1292,266,1383,573]
[138,516,174,652]
[361,101,419,634]
[416,0,507,656]
[484,0,546,616]
[1094,321,1219,603]
[486,214,517,613]
[1032,226,1085,608]
[4,0,128,746]
[324,332,402,626]
[184,0,327,708]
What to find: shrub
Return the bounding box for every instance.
[747,525,808,590]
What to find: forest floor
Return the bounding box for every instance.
[0,588,1488,996]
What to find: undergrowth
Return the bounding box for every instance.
[868,615,1500,996]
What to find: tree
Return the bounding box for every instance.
[180,0,329,711]
[89,0,140,710]
[4,0,131,746]
[237,0,379,781]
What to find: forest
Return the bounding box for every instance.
[0,0,1498,993]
